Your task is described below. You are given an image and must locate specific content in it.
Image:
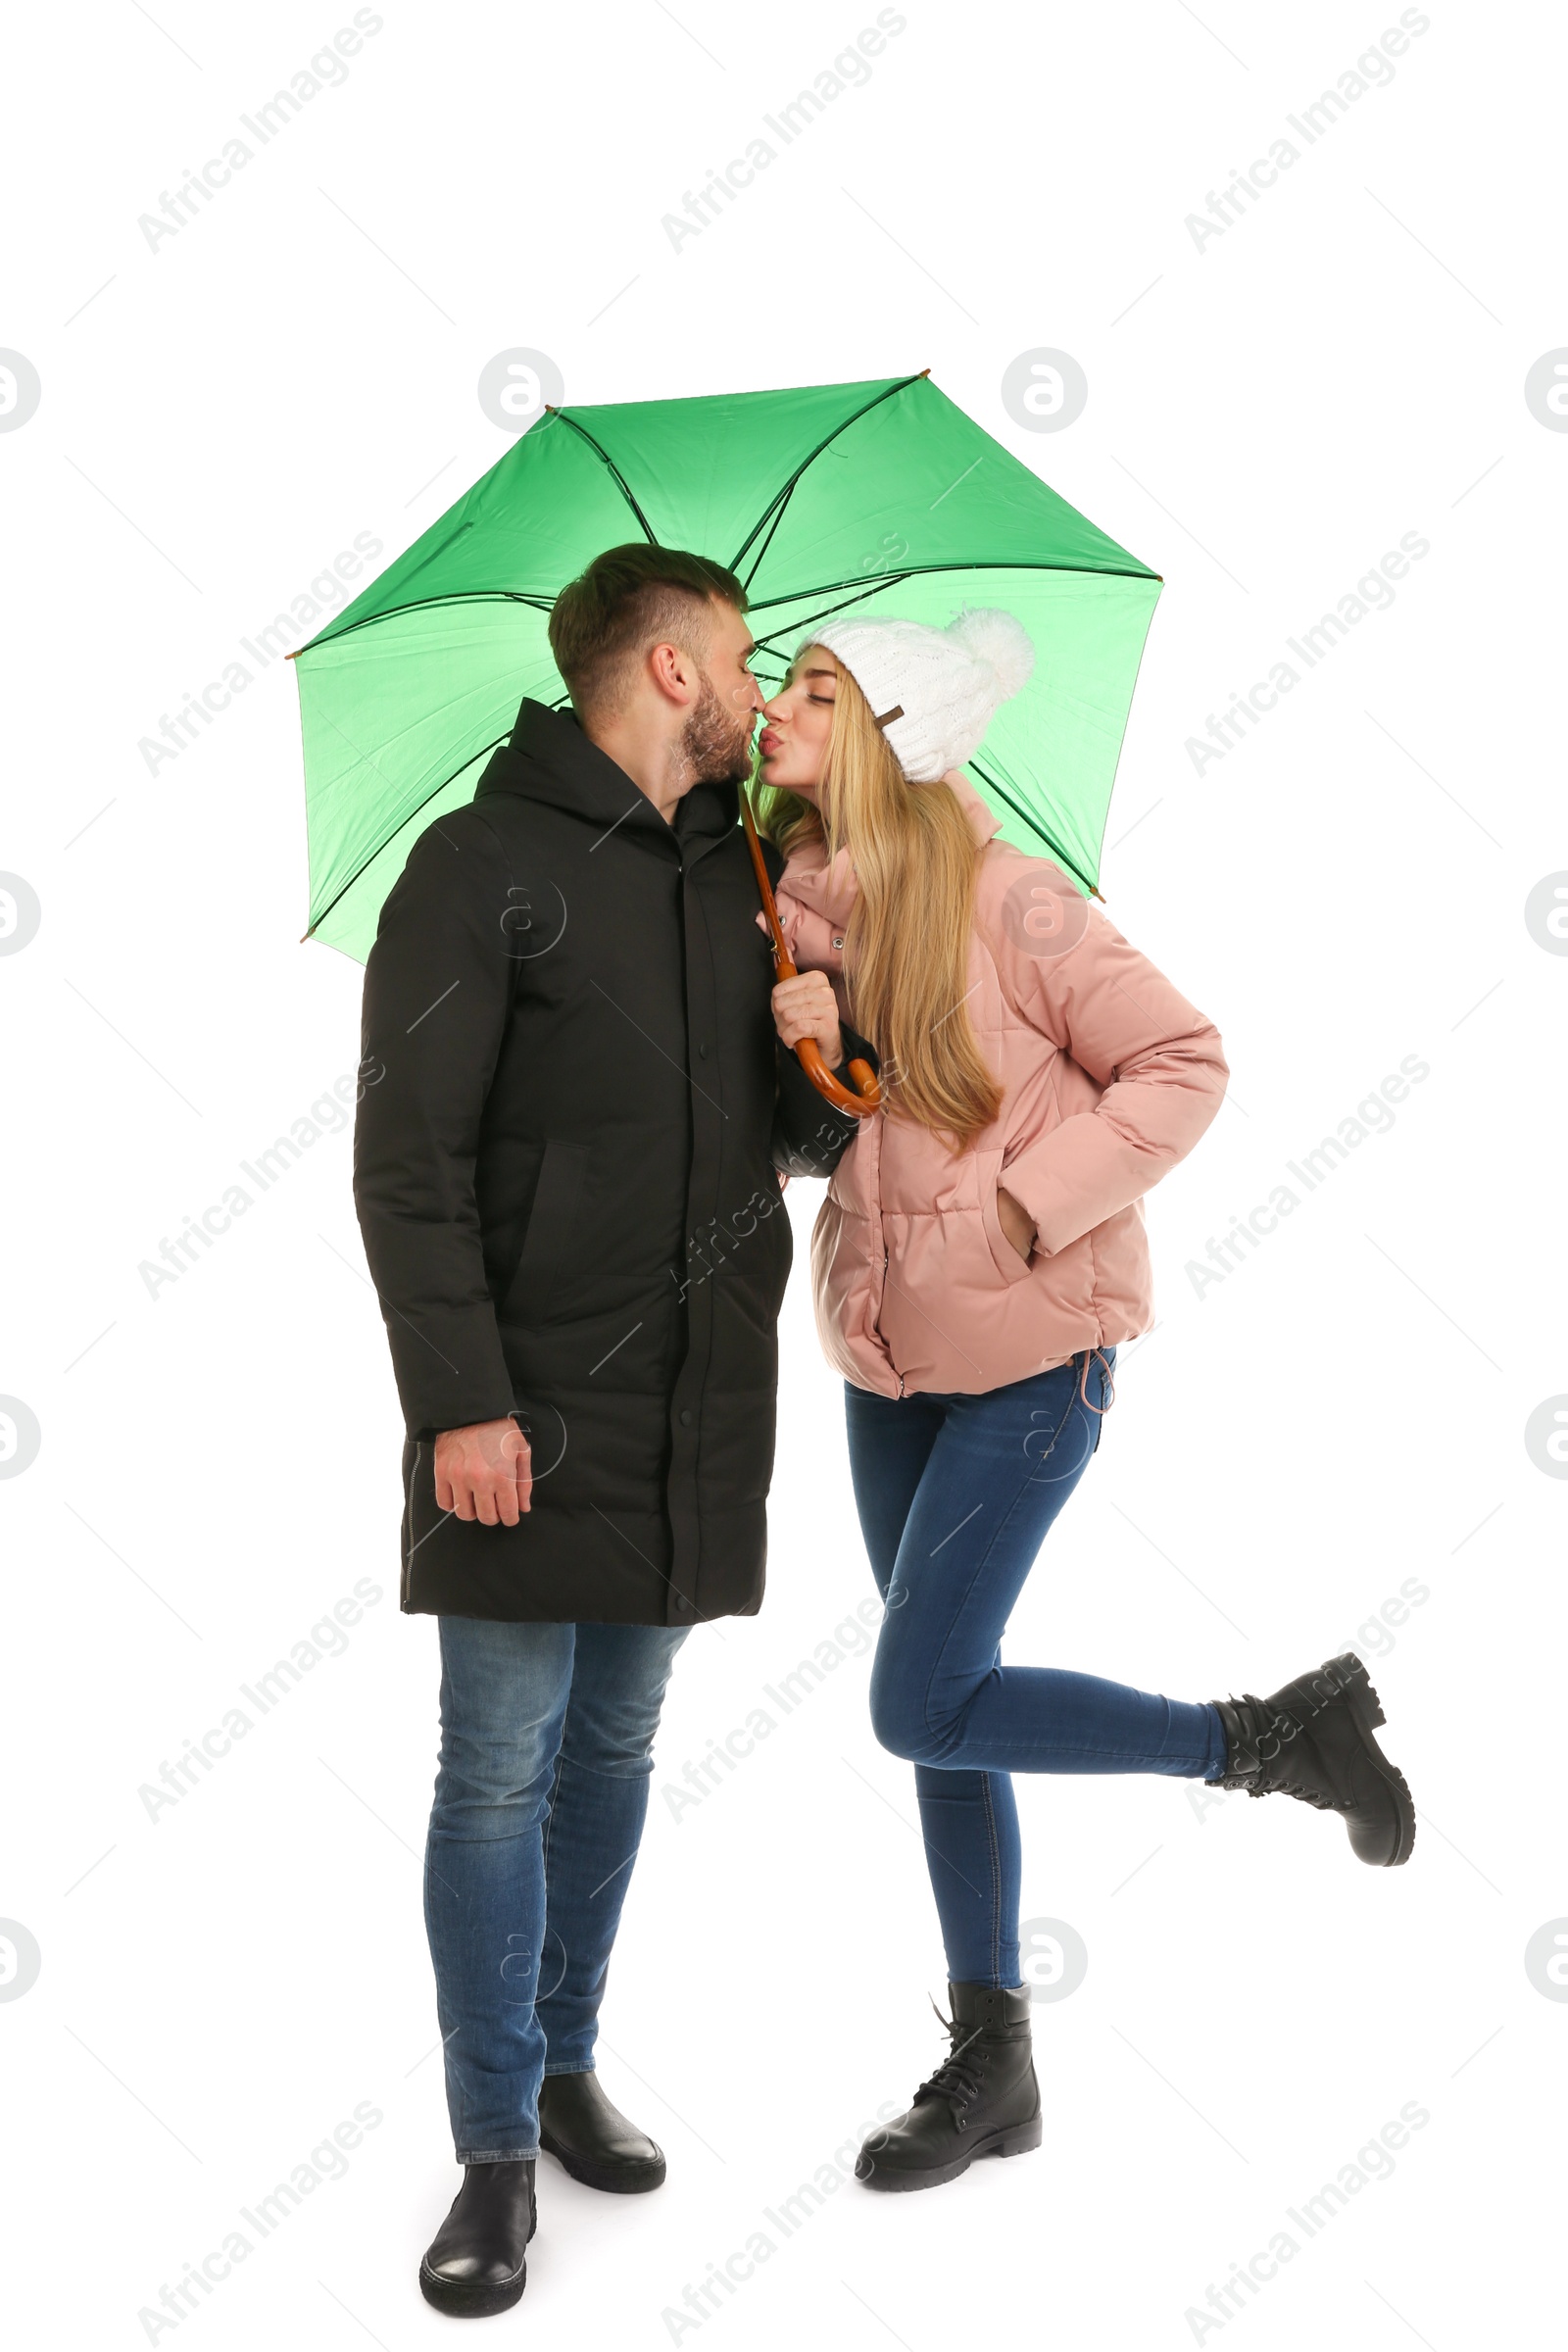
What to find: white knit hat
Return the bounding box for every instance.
[802,607,1036,781]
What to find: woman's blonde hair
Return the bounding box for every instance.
[758,651,1002,1152]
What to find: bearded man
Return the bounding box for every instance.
[352,543,867,2316]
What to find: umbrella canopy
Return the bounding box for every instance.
[292,370,1160,961]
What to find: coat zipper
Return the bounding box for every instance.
[881,1243,906,1396]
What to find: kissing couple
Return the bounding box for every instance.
[352,541,1415,2318]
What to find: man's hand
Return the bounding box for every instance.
[434,1416,532,1525]
[997,1185,1037,1262]
[771,970,844,1069]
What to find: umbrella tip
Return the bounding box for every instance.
[917,367,931,377]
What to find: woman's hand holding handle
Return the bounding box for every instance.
[771,970,845,1071]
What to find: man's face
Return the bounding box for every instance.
[681,597,764,783]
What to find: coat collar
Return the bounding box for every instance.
[476,697,742,855]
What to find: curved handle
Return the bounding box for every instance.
[795,1038,883,1117]
[740,785,881,1120]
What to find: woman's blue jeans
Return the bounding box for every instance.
[424,1616,688,2162]
[845,1348,1227,1990]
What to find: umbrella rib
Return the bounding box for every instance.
[727,370,930,579]
[745,558,1159,612]
[745,572,919,661]
[303,732,514,939]
[547,411,659,544]
[737,483,801,592]
[301,591,557,658]
[964,755,1096,894]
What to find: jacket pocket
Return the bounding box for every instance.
[498,1138,589,1325]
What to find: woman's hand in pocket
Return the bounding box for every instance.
[996,1185,1037,1262]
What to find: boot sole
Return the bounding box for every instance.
[418,2258,526,2318]
[855,2112,1043,2192]
[538,2129,665,2194]
[1328,1652,1417,1868]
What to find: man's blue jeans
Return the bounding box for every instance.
[425,1616,688,2162]
[845,1348,1228,1991]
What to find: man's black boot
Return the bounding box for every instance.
[1208,1649,1416,1866]
[538,2070,666,2193]
[855,1982,1041,2193]
[418,2159,536,2318]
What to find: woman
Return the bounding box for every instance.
[760,608,1416,2195]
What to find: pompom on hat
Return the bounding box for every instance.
[802,606,1036,781]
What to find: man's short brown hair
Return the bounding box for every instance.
[548,543,749,719]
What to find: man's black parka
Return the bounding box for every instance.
[352,698,868,1628]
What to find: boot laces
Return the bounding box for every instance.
[1228,1690,1342,1810]
[912,2003,986,2112]
[1248,1772,1337,1811]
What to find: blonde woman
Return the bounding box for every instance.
[760,611,1416,2194]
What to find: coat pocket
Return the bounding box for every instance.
[498,1138,589,1326]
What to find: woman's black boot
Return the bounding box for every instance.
[418,2159,536,2318]
[1208,1649,1416,1866]
[855,1983,1042,2192]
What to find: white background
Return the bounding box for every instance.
[3,2,1564,2346]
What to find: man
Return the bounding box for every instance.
[352,544,867,2319]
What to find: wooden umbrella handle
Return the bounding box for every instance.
[740,788,881,1119]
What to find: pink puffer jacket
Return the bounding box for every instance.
[768,777,1228,1398]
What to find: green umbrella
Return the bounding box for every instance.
[291,369,1161,961]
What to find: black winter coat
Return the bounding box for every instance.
[352,698,869,1627]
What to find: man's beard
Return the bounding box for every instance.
[680,674,755,784]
